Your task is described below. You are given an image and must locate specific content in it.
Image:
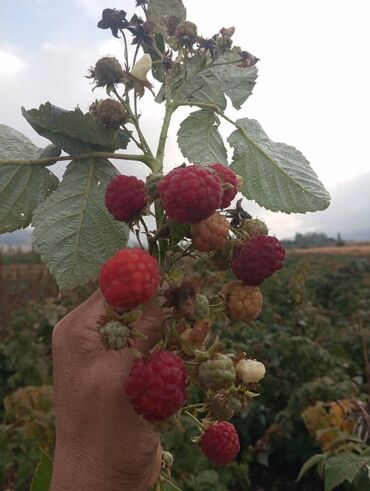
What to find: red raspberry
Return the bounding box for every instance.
[157,165,223,224]
[105,175,147,222]
[99,248,160,310]
[124,351,188,422]
[191,213,230,252]
[232,235,285,286]
[209,163,238,208]
[200,421,240,465]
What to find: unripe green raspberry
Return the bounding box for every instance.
[98,321,130,350]
[241,218,268,237]
[209,394,243,420]
[198,354,236,390]
[145,173,163,201]
[195,294,210,320]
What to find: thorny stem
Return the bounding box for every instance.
[122,124,142,149]
[113,87,153,157]
[359,317,370,395]
[132,41,142,68]
[0,152,152,167]
[119,29,130,71]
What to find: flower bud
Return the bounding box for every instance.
[130,54,152,81]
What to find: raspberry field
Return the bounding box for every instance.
[1,249,369,491]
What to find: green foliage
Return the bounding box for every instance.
[22,103,130,154]
[30,449,53,491]
[0,125,58,233]
[228,118,331,213]
[147,0,186,34]
[0,386,54,490]
[174,51,258,110]
[177,110,228,165]
[32,159,129,289]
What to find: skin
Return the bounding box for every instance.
[50,290,162,491]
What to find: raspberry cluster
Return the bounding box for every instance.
[99,161,285,469]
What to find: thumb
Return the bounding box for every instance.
[132,301,164,355]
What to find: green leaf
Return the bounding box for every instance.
[297,453,325,482]
[0,124,59,233]
[22,102,130,155]
[143,34,166,83]
[228,118,331,213]
[30,449,52,491]
[353,466,370,491]
[147,0,186,34]
[177,110,228,165]
[324,453,370,491]
[174,52,258,110]
[32,159,129,289]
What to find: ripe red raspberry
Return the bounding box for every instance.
[157,165,223,224]
[223,281,263,321]
[209,163,238,208]
[232,235,285,286]
[124,351,188,422]
[200,421,240,465]
[105,175,147,222]
[99,248,160,310]
[191,213,230,252]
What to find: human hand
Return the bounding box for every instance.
[50,290,162,491]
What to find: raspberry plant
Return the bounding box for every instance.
[0,0,331,488]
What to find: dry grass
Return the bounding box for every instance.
[289,244,370,256]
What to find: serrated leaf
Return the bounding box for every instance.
[228,118,331,213]
[32,159,129,289]
[174,52,257,110]
[22,102,130,155]
[297,454,325,482]
[0,124,59,233]
[177,110,228,165]
[30,449,52,491]
[324,453,370,491]
[147,0,186,33]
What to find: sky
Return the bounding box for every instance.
[0,0,369,239]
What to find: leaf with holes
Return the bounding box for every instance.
[32,159,129,289]
[177,110,228,165]
[0,124,59,233]
[228,118,331,213]
[174,51,257,110]
[22,102,130,155]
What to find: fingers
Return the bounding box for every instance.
[131,301,164,355]
[53,289,106,355]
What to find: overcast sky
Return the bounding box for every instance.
[1,0,369,239]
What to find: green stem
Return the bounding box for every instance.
[156,103,175,167]
[0,152,152,167]
[113,87,153,157]
[119,29,130,71]
[184,410,203,428]
[161,477,182,491]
